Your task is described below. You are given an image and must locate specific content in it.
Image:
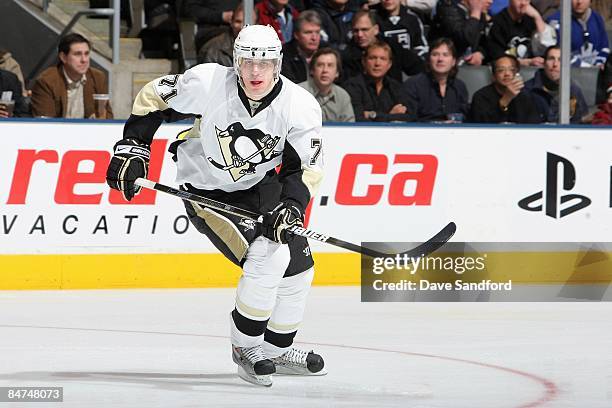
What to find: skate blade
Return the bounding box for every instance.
[237,365,273,387]
[274,366,328,376]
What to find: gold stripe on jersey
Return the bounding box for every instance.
[131,80,169,116]
[301,166,324,198]
[177,117,201,140]
[236,296,273,319]
[191,202,249,262]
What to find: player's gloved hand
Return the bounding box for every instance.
[106,139,150,201]
[262,201,303,244]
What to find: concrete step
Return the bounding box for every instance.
[44,1,113,59]
[48,0,127,38]
[22,0,178,119]
[35,0,140,60]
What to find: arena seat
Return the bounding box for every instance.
[571,66,600,107]
[456,65,491,102]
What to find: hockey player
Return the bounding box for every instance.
[106,24,326,387]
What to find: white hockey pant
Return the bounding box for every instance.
[230,236,314,356]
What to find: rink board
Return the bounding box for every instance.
[0,120,611,289]
[2,250,612,290]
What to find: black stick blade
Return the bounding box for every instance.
[358,222,457,259]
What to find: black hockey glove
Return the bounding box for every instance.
[262,201,303,244]
[106,139,150,201]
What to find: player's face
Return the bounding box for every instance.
[364,47,392,80]
[544,48,561,82]
[239,58,276,99]
[60,42,90,79]
[294,22,321,53]
[312,53,339,88]
[571,0,590,16]
[494,57,518,86]
[352,16,379,49]
[429,44,456,77]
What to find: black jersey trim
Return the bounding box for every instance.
[237,78,284,117]
[278,141,311,212]
[123,109,195,145]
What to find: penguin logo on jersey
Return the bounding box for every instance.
[506,36,531,58]
[208,122,282,182]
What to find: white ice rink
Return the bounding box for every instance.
[1,287,610,407]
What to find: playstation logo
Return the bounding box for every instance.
[518,153,591,218]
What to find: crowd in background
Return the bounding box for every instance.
[162,0,612,124]
[1,0,611,124]
[0,33,112,120]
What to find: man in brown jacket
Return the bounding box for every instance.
[31,33,113,119]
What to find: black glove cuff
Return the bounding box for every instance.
[113,139,151,160]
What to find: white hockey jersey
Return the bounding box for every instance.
[125,63,324,210]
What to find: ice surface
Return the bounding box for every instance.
[0,287,610,407]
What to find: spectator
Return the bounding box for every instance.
[431,0,493,66]
[402,0,438,15]
[343,40,410,121]
[591,57,612,122]
[591,102,612,124]
[281,10,322,83]
[312,0,355,50]
[299,47,355,121]
[531,0,559,19]
[547,0,609,67]
[0,69,29,117]
[184,0,240,54]
[487,0,557,66]
[256,0,300,44]
[591,89,612,124]
[372,0,429,59]
[341,10,423,82]
[402,38,469,121]
[469,54,540,122]
[31,33,113,119]
[0,49,27,96]
[524,45,588,123]
[352,0,370,10]
[198,2,244,65]
[603,54,612,99]
[138,0,180,59]
[341,10,380,80]
[290,0,307,10]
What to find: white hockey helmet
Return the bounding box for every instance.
[233,25,283,85]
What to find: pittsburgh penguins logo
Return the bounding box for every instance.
[207,122,282,182]
[506,36,531,59]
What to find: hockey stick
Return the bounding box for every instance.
[135,178,456,259]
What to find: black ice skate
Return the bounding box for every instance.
[271,348,327,376]
[232,345,276,387]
